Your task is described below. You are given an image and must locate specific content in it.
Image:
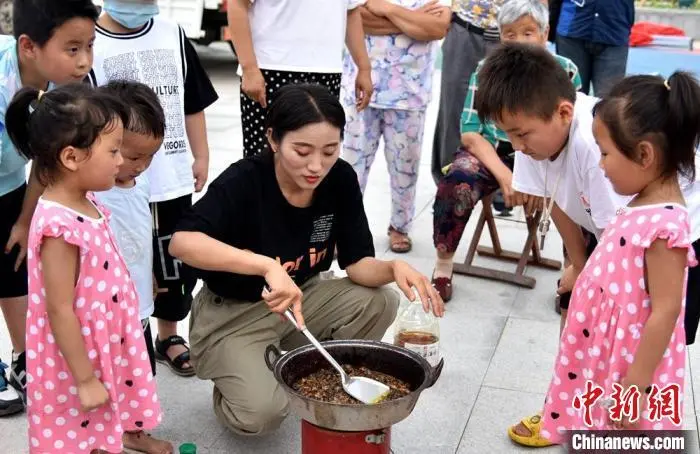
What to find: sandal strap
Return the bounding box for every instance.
[156,335,188,352]
[170,350,191,369]
[521,414,543,431]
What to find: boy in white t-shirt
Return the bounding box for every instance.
[473,43,632,446]
[90,0,219,377]
[94,80,173,454]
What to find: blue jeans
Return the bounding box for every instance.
[555,35,629,97]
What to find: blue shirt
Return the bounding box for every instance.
[0,36,27,197]
[557,0,635,47]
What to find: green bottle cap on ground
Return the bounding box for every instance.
[179,443,197,454]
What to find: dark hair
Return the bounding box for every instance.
[265,83,346,146]
[594,72,700,181]
[6,83,128,185]
[98,80,166,138]
[13,0,99,47]
[475,42,576,124]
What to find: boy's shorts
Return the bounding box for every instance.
[142,318,156,376]
[559,229,598,311]
[151,194,196,322]
[0,184,28,299]
[685,239,700,345]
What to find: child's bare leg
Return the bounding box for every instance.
[123,430,173,454]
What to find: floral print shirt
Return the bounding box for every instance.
[341,0,448,111]
[452,0,504,30]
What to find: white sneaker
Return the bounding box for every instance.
[0,361,23,416]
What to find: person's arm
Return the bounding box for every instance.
[334,163,443,315]
[346,257,444,316]
[42,237,98,387]
[169,231,305,325]
[6,163,44,270]
[346,6,373,111]
[360,6,401,35]
[371,0,451,41]
[462,134,511,182]
[624,240,687,396]
[227,0,267,106]
[551,202,587,270]
[227,0,258,72]
[169,231,274,277]
[346,7,371,72]
[185,112,210,193]
[346,257,394,287]
[181,33,217,193]
[551,202,588,295]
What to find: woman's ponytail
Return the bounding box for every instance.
[5,87,42,161]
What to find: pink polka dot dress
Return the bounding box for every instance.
[541,203,697,443]
[25,197,162,454]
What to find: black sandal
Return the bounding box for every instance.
[154,335,195,377]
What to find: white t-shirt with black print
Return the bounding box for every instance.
[91,17,218,203]
[513,93,633,239]
[243,0,366,74]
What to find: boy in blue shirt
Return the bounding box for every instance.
[0,0,98,416]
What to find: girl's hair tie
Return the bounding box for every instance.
[664,79,671,91]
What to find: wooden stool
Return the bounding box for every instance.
[452,194,562,288]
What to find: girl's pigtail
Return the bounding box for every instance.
[5,87,42,161]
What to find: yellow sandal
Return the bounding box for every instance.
[507,414,555,448]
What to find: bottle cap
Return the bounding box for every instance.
[179,443,197,454]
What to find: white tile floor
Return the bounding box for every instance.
[2,43,699,453]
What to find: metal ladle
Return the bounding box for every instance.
[282,308,390,404]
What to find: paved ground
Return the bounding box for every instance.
[3,43,700,453]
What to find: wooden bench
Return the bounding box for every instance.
[452,194,562,288]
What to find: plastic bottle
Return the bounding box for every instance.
[393,298,440,367]
[179,443,197,454]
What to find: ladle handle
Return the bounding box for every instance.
[284,309,348,382]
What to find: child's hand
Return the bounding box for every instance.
[152,276,168,299]
[557,264,581,295]
[192,157,209,193]
[609,377,646,430]
[78,376,110,412]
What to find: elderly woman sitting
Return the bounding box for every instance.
[430,0,582,302]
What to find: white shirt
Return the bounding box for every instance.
[513,93,633,239]
[92,17,194,202]
[95,177,154,321]
[245,0,365,73]
[682,153,700,242]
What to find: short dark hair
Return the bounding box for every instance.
[13,0,99,47]
[475,42,576,124]
[594,71,700,181]
[265,83,346,146]
[99,80,166,138]
[6,83,128,185]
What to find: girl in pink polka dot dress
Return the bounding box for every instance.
[5,84,162,453]
[541,72,700,444]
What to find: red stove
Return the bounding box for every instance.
[301,421,391,454]
[264,340,444,454]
